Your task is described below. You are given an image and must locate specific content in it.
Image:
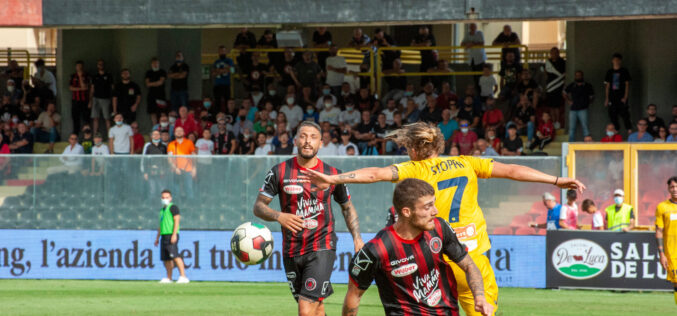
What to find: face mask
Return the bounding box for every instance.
[95,141,102,146]
[322,89,331,95]
[12,117,19,123]
[341,91,349,96]
[461,128,469,133]
[160,122,169,127]
[7,86,14,93]
[152,66,159,72]
[614,196,624,205]
[287,97,294,105]
[606,131,615,137]
[268,90,276,96]
[152,138,161,144]
[324,102,332,108]
[115,121,123,126]
[219,54,226,59]
[346,106,354,111]
[203,101,212,108]
[243,134,250,139]
[161,198,171,206]
[23,106,30,111]
[169,117,176,124]
[306,109,314,114]
[404,91,413,97]
[488,135,495,140]
[239,115,246,121]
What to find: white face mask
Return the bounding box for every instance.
[286,97,294,105]
[606,131,615,137]
[7,86,14,93]
[461,128,469,133]
[324,102,332,108]
[152,66,160,71]
[169,117,177,124]
[161,198,171,206]
[614,196,624,205]
[160,122,169,127]
[268,90,276,96]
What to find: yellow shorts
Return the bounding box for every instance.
[667,257,677,283]
[448,253,499,316]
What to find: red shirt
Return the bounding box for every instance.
[601,134,623,142]
[436,92,458,110]
[174,114,202,137]
[70,72,90,102]
[133,133,145,153]
[538,121,555,138]
[452,130,478,155]
[489,137,501,152]
[482,109,504,126]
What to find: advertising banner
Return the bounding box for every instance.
[0,230,544,288]
[546,230,672,290]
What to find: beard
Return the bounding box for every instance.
[298,146,319,160]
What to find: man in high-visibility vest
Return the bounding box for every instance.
[605,189,635,232]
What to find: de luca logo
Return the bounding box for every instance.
[551,239,608,280]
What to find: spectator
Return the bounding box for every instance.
[476,138,498,156]
[312,27,333,69]
[492,25,521,64]
[1,95,19,122]
[317,130,339,156]
[69,60,91,134]
[47,133,84,175]
[319,95,341,126]
[161,130,171,146]
[604,53,632,134]
[242,55,269,93]
[18,102,37,127]
[457,96,481,132]
[280,95,303,131]
[382,58,407,102]
[354,110,375,154]
[461,23,486,74]
[419,95,442,124]
[498,51,522,101]
[153,113,174,140]
[438,109,458,149]
[627,118,654,142]
[356,87,375,112]
[655,126,668,143]
[5,60,24,87]
[471,148,482,156]
[372,28,398,71]
[337,83,356,108]
[478,64,498,100]
[514,69,540,111]
[302,104,319,123]
[667,122,677,142]
[485,128,501,153]
[372,113,393,154]
[435,82,457,111]
[294,51,323,91]
[403,98,420,124]
[645,104,665,138]
[145,57,168,125]
[108,114,134,155]
[345,145,357,156]
[31,59,57,101]
[238,128,255,154]
[414,82,438,111]
[0,133,8,155]
[273,132,293,155]
[31,101,60,153]
[273,49,300,90]
[253,109,274,133]
[583,135,594,143]
[448,100,460,119]
[168,51,190,111]
[131,121,145,154]
[89,132,109,175]
[212,46,234,111]
[501,125,523,156]
[530,112,555,151]
[604,189,635,232]
[141,130,166,197]
[398,84,415,108]
[426,59,453,91]
[315,84,338,109]
[174,106,201,138]
[543,47,566,127]
[80,125,94,154]
[90,59,114,134]
[8,122,32,153]
[559,190,579,230]
[452,119,478,155]
[381,98,398,125]
[325,44,348,95]
[213,120,238,155]
[257,29,280,70]
[563,70,594,142]
[337,129,358,156]
[339,101,360,128]
[167,126,197,199]
[112,68,141,124]
[253,132,273,155]
[529,192,562,230]
[347,27,371,61]
[601,123,623,142]
[233,28,257,71]
[4,79,22,106]
[195,129,215,155]
[411,26,436,84]
[581,199,605,231]
[482,97,504,134]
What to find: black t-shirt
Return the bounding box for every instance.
[273,145,293,155]
[515,79,538,100]
[214,131,236,154]
[169,205,180,216]
[233,32,257,48]
[244,63,269,88]
[169,63,189,91]
[499,62,523,87]
[294,61,322,87]
[12,132,33,153]
[494,32,521,60]
[356,122,374,135]
[92,71,113,99]
[604,67,631,99]
[545,58,566,89]
[312,31,333,46]
[145,69,167,100]
[412,34,437,65]
[238,137,255,154]
[515,105,535,123]
[113,81,141,112]
[457,107,479,124]
[564,82,594,111]
[0,103,19,121]
[349,218,467,315]
[19,110,37,123]
[259,157,350,257]
[645,117,666,138]
[276,59,298,88]
[502,136,523,153]
[420,108,443,124]
[373,123,389,139]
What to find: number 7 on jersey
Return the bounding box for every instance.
[436,176,468,223]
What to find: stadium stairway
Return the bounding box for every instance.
[520,128,566,157]
[482,193,542,234]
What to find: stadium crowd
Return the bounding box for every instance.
[2,25,677,158]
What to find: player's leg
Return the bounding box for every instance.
[283,256,303,302]
[163,260,173,280]
[667,257,677,304]
[173,257,187,277]
[449,253,499,316]
[297,251,336,316]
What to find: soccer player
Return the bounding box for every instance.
[154,189,189,284]
[656,176,677,304]
[344,178,493,316]
[301,122,585,315]
[253,121,364,316]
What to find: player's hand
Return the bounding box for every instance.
[474,296,494,316]
[171,234,177,244]
[277,213,304,233]
[659,252,669,271]
[556,177,586,194]
[298,169,334,192]
[354,239,365,253]
[154,238,159,247]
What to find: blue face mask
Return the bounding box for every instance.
[404,91,413,97]
[306,109,314,115]
[322,89,331,95]
[115,121,123,126]
[614,196,624,205]
[204,101,212,108]
[152,138,161,144]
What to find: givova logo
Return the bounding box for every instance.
[552,239,608,280]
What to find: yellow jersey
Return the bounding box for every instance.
[655,199,677,259]
[394,155,494,255]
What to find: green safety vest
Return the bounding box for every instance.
[606,203,633,231]
[160,203,178,235]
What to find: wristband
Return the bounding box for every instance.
[554,177,559,185]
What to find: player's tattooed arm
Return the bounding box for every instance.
[457,254,485,299]
[253,194,278,221]
[301,166,399,190]
[342,282,366,316]
[340,201,364,251]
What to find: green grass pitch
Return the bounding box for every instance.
[0,280,673,315]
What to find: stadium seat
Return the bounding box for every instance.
[534,214,547,223]
[509,214,531,228]
[536,228,546,235]
[514,227,536,235]
[492,226,513,235]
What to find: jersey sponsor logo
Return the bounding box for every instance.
[321,281,330,295]
[552,239,608,280]
[412,268,441,306]
[353,248,373,271]
[303,219,318,230]
[391,263,418,278]
[426,289,442,306]
[283,184,304,195]
[305,278,317,291]
[296,197,325,219]
[283,178,303,184]
[429,237,442,254]
[670,213,677,221]
[390,255,414,267]
[453,223,476,240]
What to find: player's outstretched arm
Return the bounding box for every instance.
[457,255,494,316]
[491,161,586,193]
[299,166,398,191]
[342,281,366,316]
[340,201,364,252]
[253,194,304,233]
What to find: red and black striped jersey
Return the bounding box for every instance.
[385,206,397,227]
[259,157,350,258]
[349,218,468,316]
[70,73,90,102]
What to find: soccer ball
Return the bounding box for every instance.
[230,222,274,265]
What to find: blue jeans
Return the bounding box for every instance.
[171,90,189,112]
[31,127,59,143]
[568,109,589,142]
